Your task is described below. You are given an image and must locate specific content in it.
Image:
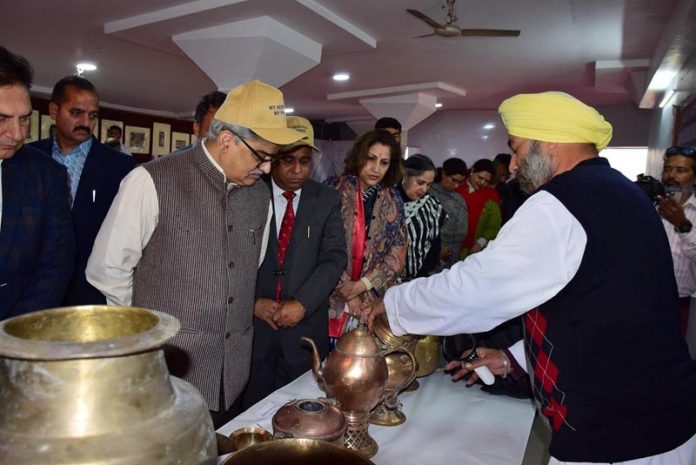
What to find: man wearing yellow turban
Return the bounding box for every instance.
[365,92,696,465]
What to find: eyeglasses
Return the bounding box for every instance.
[665,146,696,157]
[229,130,275,167]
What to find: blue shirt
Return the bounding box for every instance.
[51,137,92,206]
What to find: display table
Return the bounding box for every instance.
[218,369,536,465]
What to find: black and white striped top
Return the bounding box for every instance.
[398,186,445,280]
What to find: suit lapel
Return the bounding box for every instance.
[0,155,26,267]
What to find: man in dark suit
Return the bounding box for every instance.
[241,116,347,409]
[31,76,133,305]
[0,47,75,320]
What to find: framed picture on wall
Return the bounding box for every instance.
[40,114,55,139]
[172,132,190,151]
[101,119,124,143]
[152,122,171,156]
[24,110,40,143]
[125,125,151,154]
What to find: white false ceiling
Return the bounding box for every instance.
[0,0,690,123]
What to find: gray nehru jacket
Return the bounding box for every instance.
[132,144,270,411]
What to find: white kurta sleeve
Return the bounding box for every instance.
[86,167,159,306]
[384,190,587,336]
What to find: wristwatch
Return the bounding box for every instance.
[677,220,693,234]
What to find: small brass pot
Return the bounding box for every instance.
[272,398,346,445]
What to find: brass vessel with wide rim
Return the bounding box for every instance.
[0,306,216,465]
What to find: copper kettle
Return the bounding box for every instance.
[302,326,387,458]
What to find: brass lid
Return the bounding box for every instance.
[335,326,381,357]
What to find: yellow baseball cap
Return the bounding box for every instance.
[214,80,304,145]
[286,116,319,151]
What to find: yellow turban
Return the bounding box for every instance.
[498,91,613,151]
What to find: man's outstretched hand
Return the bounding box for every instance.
[361,298,386,331]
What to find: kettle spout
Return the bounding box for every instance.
[301,337,323,384]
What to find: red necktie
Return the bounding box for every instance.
[276,191,296,300]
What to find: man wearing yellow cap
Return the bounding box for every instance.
[365,92,696,464]
[241,116,347,409]
[86,80,304,427]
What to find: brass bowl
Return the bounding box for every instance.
[222,438,375,465]
[228,427,272,451]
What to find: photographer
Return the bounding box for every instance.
[658,146,696,336]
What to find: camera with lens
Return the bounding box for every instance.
[635,175,681,202]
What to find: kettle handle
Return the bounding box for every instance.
[383,346,418,396]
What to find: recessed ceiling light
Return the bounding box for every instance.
[481,135,489,140]
[76,62,97,73]
[333,73,350,82]
[483,122,495,130]
[435,103,443,108]
[284,107,294,114]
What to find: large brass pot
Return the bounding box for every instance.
[0,306,216,465]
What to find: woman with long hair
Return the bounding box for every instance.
[397,154,446,279]
[326,129,406,340]
[457,158,502,258]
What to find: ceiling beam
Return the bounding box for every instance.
[327,81,466,101]
[294,0,376,48]
[104,0,247,33]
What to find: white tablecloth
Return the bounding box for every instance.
[218,370,536,465]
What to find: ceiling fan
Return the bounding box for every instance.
[407,0,521,38]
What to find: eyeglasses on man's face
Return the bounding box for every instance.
[665,146,696,158]
[228,130,276,167]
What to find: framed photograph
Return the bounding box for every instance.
[152,122,171,156]
[171,132,190,151]
[24,110,40,143]
[125,125,151,154]
[40,114,56,140]
[101,119,124,143]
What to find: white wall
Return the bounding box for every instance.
[408,104,654,168]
